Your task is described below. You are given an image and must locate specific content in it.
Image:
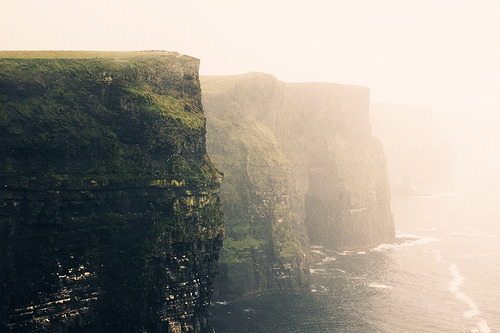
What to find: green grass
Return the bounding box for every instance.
[203,73,306,267]
[0,50,190,60]
[201,72,275,95]
[220,236,265,264]
[124,83,204,132]
[0,54,214,186]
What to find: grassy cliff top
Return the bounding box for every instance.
[0,49,212,186]
[201,72,369,93]
[201,72,275,83]
[0,50,196,61]
[201,72,277,95]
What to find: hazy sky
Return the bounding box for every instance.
[1,0,499,177]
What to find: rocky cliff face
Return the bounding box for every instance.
[0,51,223,332]
[370,102,454,192]
[202,73,394,298]
[202,74,309,299]
[284,84,394,250]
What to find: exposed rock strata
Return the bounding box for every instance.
[285,84,394,249]
[202,73,394,298]
[0,51,223,332]
[202,74,309,299]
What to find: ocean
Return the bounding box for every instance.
[210,178,500,332]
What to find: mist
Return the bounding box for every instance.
[1,1,499,332]
[2,0,499,181]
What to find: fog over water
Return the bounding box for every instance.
[1,1,499,332]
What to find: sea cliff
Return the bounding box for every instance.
[202,73,394,298]
[0,51,223,332]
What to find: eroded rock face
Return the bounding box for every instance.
[0,51,223,332]
[202,73,394,298]
[284,84,394,250]
[202,74,310,299]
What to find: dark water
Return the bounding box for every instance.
[211,179,500,332]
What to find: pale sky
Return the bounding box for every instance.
[1,0,499,177]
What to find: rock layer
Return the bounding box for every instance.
[202,73,394,298]
[0,51,223,332]
[285,84,394,249]
[202,74,309,299]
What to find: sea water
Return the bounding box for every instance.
[211,178,500,332]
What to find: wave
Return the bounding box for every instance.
[435,250,490,333]
[311,285,328,293]
[473,319,491,333]
[448,263,481,318]
[329,232,439,256]
[372,232,439,252]
[368,283,392,289]
[337,250,369,255]
[320,256,336,264]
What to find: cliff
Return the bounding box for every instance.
[284,83,394,250]
[0,51,224,332]
[202,73,394,298]
[370,102,454,192]
[202,74,309,299]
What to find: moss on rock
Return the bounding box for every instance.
[0,51,223,332]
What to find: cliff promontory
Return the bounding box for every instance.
[202,74,310,299]
[0,51,223,332]
[202,73,394,298]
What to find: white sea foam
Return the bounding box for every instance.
[474,319,491,333]
[321,256,336,264]
[357,251,367,254]
[396,232,440,242]
[311,285,328,293]
[309,268,327,274]
[371,243,394,251]
[336,269,346,273]
[214,301,228,305]
[448,263,464,292]
[337,250,358,255]
[311,249,326,255]
[436,252,490,333]
[448,263,482,319]
[368,283,392,289]
[371,233,439,252]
